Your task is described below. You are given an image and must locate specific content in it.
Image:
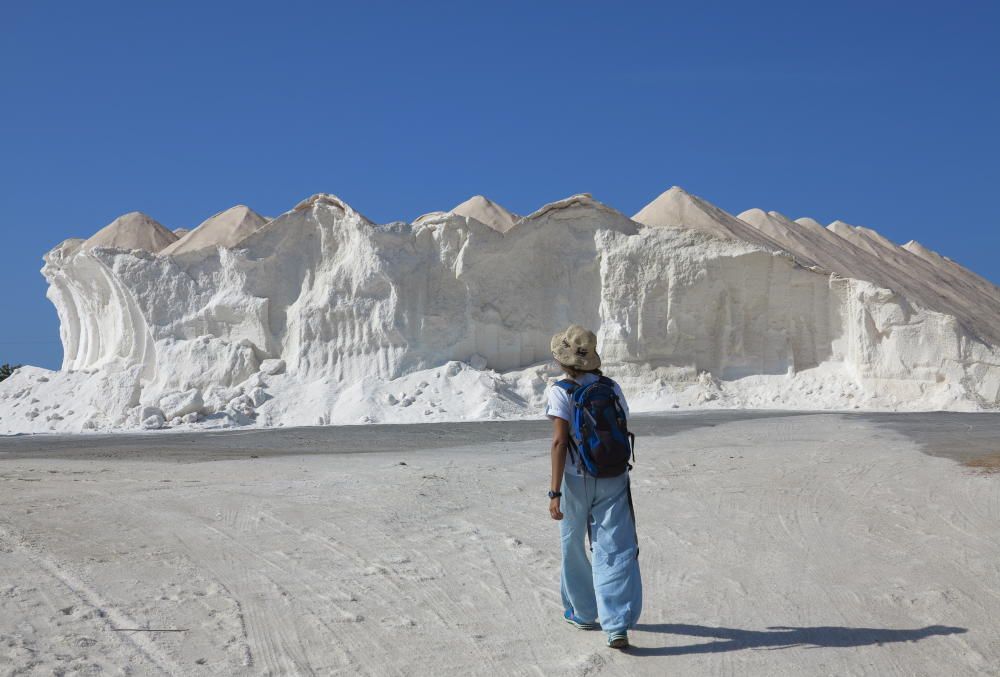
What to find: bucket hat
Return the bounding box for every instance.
[550,325,601,371]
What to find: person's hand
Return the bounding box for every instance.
[549,497,563,520]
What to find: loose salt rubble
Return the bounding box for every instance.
[260,359,285,376]
[1,186,998,434]
[159,389,203,420]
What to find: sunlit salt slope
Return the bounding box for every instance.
[2,187,999,433]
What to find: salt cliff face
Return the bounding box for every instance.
[2,187,999,433]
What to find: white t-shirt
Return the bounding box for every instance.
[545,373,629,477]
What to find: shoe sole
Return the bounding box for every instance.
[564,617,599,630]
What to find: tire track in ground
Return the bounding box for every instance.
[199,520,368,675]
[0,521,181,676]
[63,483,259,674]
[419,461,560,674]
[171,533,255,671]
[251,474,533,676]
[164,505,367,676]
[314,514,515,675]
[178,492,506,676]
[217,541,313,676]
[68,482,346,676]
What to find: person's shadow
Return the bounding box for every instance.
[628,623,967,656]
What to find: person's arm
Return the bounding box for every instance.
[549,417,570,520]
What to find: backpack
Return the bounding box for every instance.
[555,375,636,478]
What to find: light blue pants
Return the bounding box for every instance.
[560,471,642,634]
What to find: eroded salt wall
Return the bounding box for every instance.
[3,189,999,433]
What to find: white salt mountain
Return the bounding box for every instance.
[160,205,268,256]
[2,187,999,433]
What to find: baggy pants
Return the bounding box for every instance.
[560,470,642,633]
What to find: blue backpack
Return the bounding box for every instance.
[555,376,635,477]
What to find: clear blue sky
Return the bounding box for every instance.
[2,1,998,369]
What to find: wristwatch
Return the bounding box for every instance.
[548,490,562,499]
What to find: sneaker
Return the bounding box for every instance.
[606,631,629,649]
[563,610,599,630]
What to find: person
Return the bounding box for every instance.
[545,324,642,649]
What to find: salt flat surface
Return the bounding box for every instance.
[2,413,998,676]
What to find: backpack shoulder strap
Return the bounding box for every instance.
[554,379,584,466]
[554,379,578,393]
[597,375,616,387]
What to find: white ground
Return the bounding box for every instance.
[2,414,998,676]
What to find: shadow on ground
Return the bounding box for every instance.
[629,623,967,656]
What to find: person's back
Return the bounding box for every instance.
[545,325,642,649]
[547,372,632,477]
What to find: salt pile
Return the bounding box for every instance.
[2,187,998,433]
[450,195,520,233]
[82,211,178,253]
[159,205,268,256]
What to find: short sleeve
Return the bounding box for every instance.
[614,383,630,418]
[545,384,572,422]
